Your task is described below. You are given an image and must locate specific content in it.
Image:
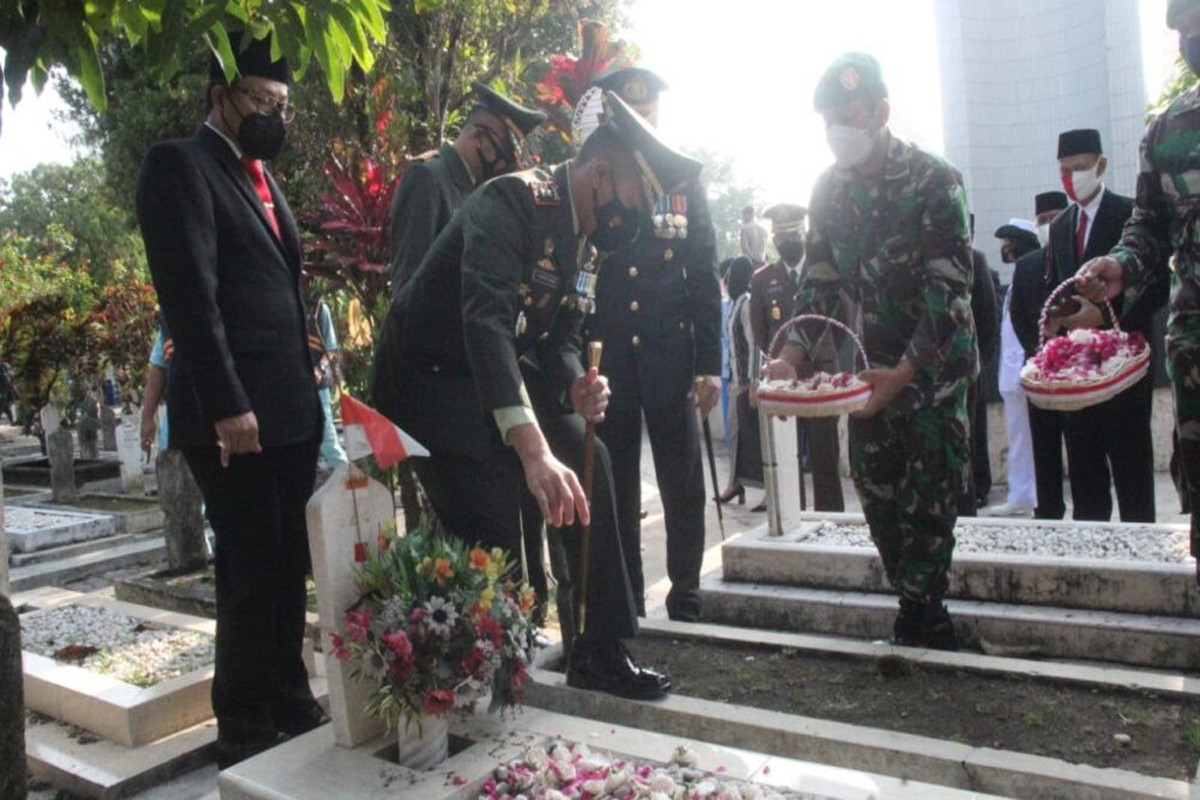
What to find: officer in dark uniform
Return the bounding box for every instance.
[1009,191,1070,519]
[581,67,722,622]
[387,82,546,294]
[747,204,845,513]
[372,92,701,699]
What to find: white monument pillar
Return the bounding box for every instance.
[761,414,802,536]
[115,409,145,494]
[306,463,390,747]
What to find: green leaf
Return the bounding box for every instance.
[69,20,107,111]
[328,3,371,68]
[205,23,238,85]
[348,0,388,40]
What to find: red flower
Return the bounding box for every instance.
[421,689,455,716]
[476,617,503,648]
[330,633,351,662]
[461,646,487,678]
[345,609,372,643]
[383,629,413,662]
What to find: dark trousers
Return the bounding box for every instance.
[182,440,319,741]
[1063,372,1155,522]
[958,382,992,516]
[799,416,844,512]
[414,410,638,643]
[1028,402,1067,519]
[599,396,706,620]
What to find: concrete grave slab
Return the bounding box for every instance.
[4,505,118,554]
[219,708,1005,800]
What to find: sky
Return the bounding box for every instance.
[0,0,1181,191]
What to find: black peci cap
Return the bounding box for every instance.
[1035,191,1069,216]
[209,30,289,85]
[1057,129,1103,159]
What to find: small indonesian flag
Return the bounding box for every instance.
[340,393,429,469]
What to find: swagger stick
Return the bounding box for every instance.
[696,377,725,540]
[575,341,604,636]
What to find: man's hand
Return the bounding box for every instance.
[570,368,610,425]
[1075,256,1125,303]
[694,375,720,418]
[214,411,261,468]
[509,423,589,528]
[853,362,916,419]
[140,411,157,459]
[761,343,806,383]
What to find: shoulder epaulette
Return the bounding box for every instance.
[530,180,561,207]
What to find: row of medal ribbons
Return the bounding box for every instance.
[653,193,688,240]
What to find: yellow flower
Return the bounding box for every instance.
[478,584,496,613]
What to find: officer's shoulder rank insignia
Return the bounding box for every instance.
[530,180,560,207]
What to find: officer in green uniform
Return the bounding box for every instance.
[387,82,546,294]
[763,53,976,650]
[581,67,721,621]
[1077,0,1200,580]
[371,92,701,698]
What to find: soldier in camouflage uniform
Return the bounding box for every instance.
[764,53,976,649]
[1077,0,1200,579]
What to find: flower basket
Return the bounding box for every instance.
[1020,277,1150,412]
[757,315,873,418]
[332,527,536,769]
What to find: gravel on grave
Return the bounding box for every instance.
[3,505,105,534]
[21,604,214,687]
[791,519,1191,563]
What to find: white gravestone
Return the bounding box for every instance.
[761,414,802,537]
[115,411,145,494]
[38,404,60,437]
[306,463,390,747]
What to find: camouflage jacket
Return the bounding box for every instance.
[1109,86,1200,337]
[792,134,977,413]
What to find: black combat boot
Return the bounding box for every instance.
[922,601,959,651]
[890,599,924,647]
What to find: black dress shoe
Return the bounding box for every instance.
[890,598,924,647]
[216,730,285,770]
[272,700,330,737]
[566,639,670,700]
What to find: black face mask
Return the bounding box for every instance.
[777,241,805,265]
[224,96,288,160]
[1001,243,1016,264]
[1183,35,1200,76]
[590,174,642,251]
[476,128,512,182]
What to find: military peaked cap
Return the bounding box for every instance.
[592,67,669,105]
[763,204,808,235]
[599,90,701,203]
[472,81,547,135]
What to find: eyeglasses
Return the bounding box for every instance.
[232,86,297,123]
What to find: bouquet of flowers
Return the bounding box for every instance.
[1021,327,1150,411]
[332,529,537,729]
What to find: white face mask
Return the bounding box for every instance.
[826,124,875,169]
[1068,166,1101,203]
[1037,223,1050,247]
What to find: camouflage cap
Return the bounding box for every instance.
[1168,0,1200,29]
[813,52,888,111]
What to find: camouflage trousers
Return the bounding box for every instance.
[1167,324,1200,557]
[849,385,970,603]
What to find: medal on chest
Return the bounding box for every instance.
[653,193,688,240]
[574,241,599,315]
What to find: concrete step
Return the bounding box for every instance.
[721,534,1200,617]
[698,572,1200,670]
[9,534,166,593]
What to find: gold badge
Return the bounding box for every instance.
[664,248,674,262]
[772,306,782,321]
[840,67,860,91]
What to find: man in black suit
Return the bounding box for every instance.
[1044,129,1165,522]
[581,67,722,621]
[372,93,700,699]
[388,83,546,294]
[960,215,1000,516]
[1010,191,1070,519]
[136,35,326,768]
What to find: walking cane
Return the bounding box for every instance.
[696,377,726,540]
[575,341,603,636]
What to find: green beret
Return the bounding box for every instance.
[1168,0,1200,29]
[813,52,887,111]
